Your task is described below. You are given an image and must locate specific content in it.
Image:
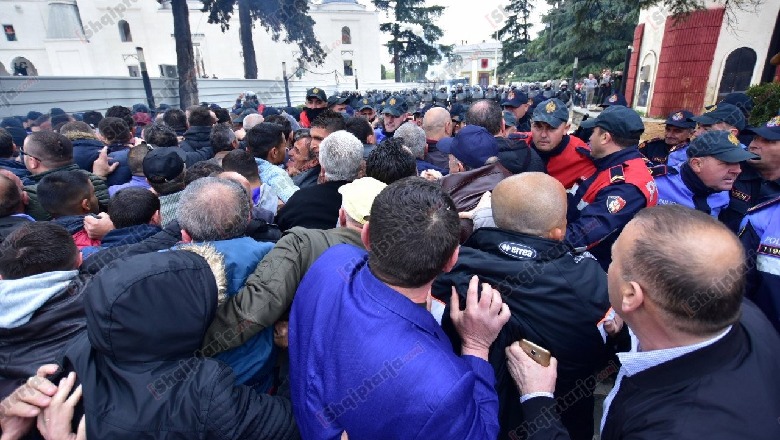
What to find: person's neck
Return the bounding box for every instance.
[759,167,780,182]
[386,282,432,305]
[427,132,447,142]
[593,144,623,160]
[630,318,724,352]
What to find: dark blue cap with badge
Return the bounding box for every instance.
[746,115,780,141]
[720,92,753,118]
[580,105,645,138]
[600,92,628,107]
[686,130,758,162]
[327,94,349,107]
[358,98,374,111]
[665,110,696,129]
[306,87,327,102]
[501,90,530,108]
[532,98,569,128]
[382,96,408,117]
[691,103,745,131]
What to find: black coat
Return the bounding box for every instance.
[57,251,300,439]
[495,137,546,175]
[0,276,87,400]
[521,301,780,440]
[432,228,611,440]
[180,126,212,153]
[275,180,348,232]
[0,215,32,243]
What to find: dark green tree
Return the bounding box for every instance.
[166,0,199,108]
[373,0,452,83]
[496,0,533,77]
[201,0,326,79]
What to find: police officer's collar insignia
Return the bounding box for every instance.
[498,242,537,260]
[767,116,780,128]
[507,91,515,100]
[672,112,684,121]
[546,101,556,113]
[608,94,618,103]
[312,88,319,94]
[389,98,396,105]
[607,196,627,214]
[728,133,740,145]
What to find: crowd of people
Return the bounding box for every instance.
[0,83,778,440]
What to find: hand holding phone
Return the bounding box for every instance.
[519,339,551,367]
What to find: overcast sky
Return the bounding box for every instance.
[361,0,552,66]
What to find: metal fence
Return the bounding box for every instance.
[0,76,425,117]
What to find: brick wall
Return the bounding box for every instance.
[649,8,725,118]
[625,23,645,107]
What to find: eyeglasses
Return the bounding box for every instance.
[293,129,311,143]
[20,146,42,163]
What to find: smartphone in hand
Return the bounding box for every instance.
[519,339,551,367]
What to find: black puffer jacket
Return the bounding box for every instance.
[57,251,300,439]
[495,136,546,174]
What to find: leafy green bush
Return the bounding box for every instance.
[746,82,780,126]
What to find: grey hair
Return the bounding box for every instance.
[177,177,250,241]
[318,130,364,182]
[242,114,264,130]
[393,122,427,160]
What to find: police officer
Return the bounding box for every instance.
[720,92,755,146]
[542,80,555,99]
[721,115,780,233]
[434,86,449,107]
[327,94,350,114]
[374,96,408,143]
[356,98,376,123]
[556,80,572,107]
[638,110,695,166]
[527,98,595,190]
[484,85,498,103]
[682,103,746,168]
[571,106,658,269]
[655,130,757,217]
[599,91,628,108]
[299,87,328,128]
[501,89,532,132]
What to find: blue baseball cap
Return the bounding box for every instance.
[579,105,645,139]
[532,98,569,128]
[503,110,517,127]
[687,130,758,162]
[357,98,374,111]
[450,125,499,169]
[600,92,628,107]
[691,103,745,131]
[746,115,780,141]
[381,96,408,117]
[501,90,530,108]
[665,110,696,129]
[720,92,753,118]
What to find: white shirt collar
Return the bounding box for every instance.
[618,325,733,377]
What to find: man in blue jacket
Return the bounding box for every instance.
[290,177,510,439]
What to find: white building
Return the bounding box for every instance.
[445,40,502,87]
[0,0,382,84]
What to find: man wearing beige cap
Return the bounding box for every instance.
[201,177,387,356]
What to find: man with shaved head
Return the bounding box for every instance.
[421,106,453,170]
[508,205,780,440]
[432,172,612,440]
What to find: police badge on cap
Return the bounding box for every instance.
[546,101,556,113]
[608,94,618,103]
[672,112,684,121]
[768,116,780,128]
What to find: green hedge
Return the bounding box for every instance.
[746,82,780,126]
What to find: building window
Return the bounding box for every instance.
[12,57,37,76]
[719,47,757,95]
[46,1,85,39]
[342,26,351,45]
[128,65,140,77]
[119,20,132,42]
[4,25,16,41]
[343,60,353,76]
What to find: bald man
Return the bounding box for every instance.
[432,172,612,440]
[0,170,32,241]
[508,205,780,440]
[421,107,453,170]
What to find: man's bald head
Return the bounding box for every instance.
[492,172,567,238]
[422,107,451,139]
[620,205,744,336]
[217,171,253,202]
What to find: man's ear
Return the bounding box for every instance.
[80,199,92,214]
[150,210,162,226]
[75,252,83,269]
[181,229,193,244]
[338,207,347,228]
[547,227,565,242]
[620,281,645,314]
[360,222,371,251]
[442,245,460,273]
[689,157,702,173]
